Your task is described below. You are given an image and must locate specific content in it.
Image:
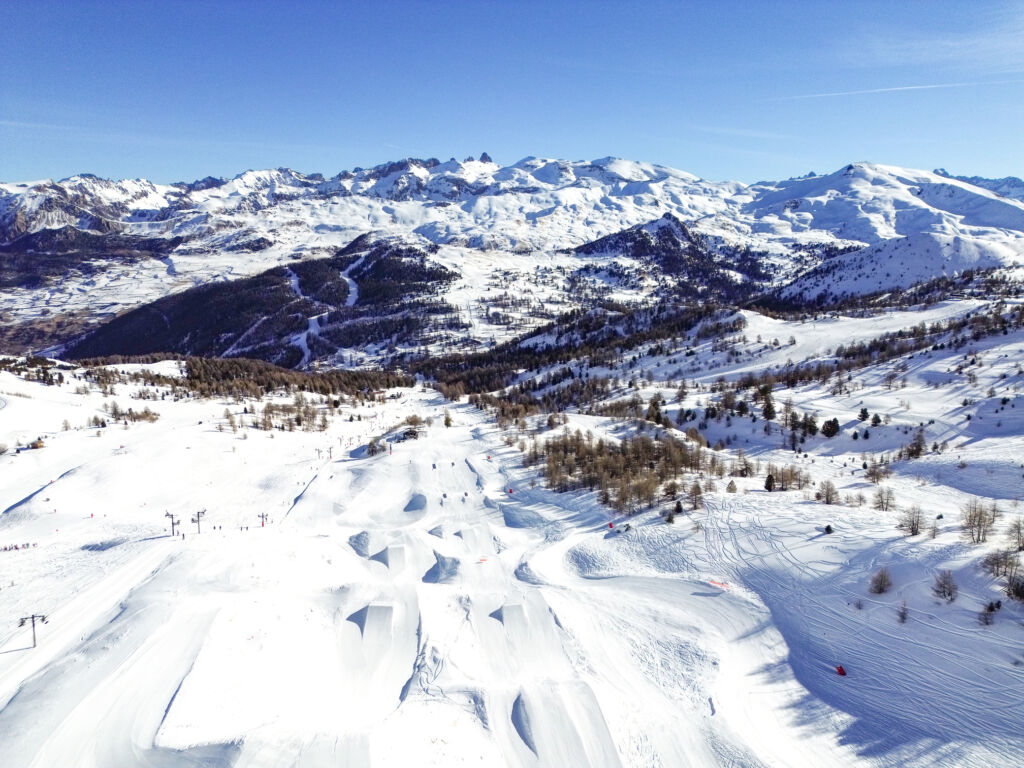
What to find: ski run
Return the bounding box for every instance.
[2,299,1024,767]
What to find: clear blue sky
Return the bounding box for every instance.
[2,1,1022,184]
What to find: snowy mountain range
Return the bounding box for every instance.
[2,156,1023,364]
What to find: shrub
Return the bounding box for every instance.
[897,600,909,623]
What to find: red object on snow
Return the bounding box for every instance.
[836,665,847,676]
[609,522,614,528]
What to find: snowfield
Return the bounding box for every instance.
[1,342,1023,767]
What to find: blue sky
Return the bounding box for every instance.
[2,1,1022,184]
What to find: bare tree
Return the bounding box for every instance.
[899,505,923,536]
[932,570,957,601]
[688,481,703,511]
[865,460,892,484]
[962,497,999,543]
[869,567,893,594]
[873,487,896,512]
[1007,516,1024,552]
[820,480,839,505]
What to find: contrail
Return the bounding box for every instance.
[770,79,1024,101]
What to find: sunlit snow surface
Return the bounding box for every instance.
[2,313,1024,767]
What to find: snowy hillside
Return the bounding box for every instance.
[3,157,1024,360]
[2,295,1024,767]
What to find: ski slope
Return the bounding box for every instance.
[1,366,1023,767]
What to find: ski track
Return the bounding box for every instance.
[341,253,368,308]
[1,393,1022,767]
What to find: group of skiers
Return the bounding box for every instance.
[1,542,37,552]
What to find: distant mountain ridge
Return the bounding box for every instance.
[1,156,1023,364]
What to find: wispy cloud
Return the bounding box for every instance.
[844,7,1024,75]
[769,78,1024,102]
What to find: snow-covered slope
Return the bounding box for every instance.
[2,325,1024,766]
[761,164,1024,300]
[935,168,1024,203]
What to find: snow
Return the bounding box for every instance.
[1,348,1023,766]
[341,253,368,307]
[3,153,1024,764]
[4,157,1024,361]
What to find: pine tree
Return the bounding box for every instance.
[821,418,840,438]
